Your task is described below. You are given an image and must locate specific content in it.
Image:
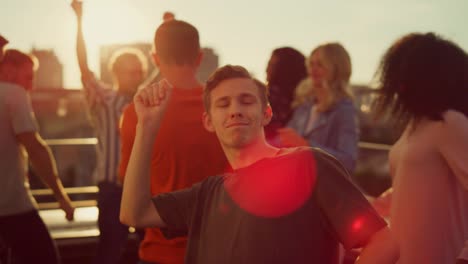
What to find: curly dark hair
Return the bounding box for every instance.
[373,32,468,128]
[204,65,269,112]
[267,47,307,88]
[266,47,307,130]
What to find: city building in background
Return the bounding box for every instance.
[31,48,63,89]
[198,47,218,83]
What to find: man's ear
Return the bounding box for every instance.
[202,112,215,132]
[152,52,161,68]
[262,104,273,126]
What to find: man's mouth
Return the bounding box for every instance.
[226,122,249,128]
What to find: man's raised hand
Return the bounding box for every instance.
[134,79,173,130]
[71,0,83,18]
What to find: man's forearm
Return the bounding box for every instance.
[75,17,89,75]
[28,143,70,201]
[120,123,164,227]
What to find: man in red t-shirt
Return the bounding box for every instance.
[118,20,227,264]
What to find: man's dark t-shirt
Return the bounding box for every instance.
[152,147,386,264]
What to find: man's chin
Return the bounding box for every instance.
[224,137,251,149]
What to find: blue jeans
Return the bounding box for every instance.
[92,181,130,264]
[0,210,60,264]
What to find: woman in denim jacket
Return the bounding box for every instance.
[278,43,358,173]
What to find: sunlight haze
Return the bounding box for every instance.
[1,0,467,88]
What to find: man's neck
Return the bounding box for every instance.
[224,136,280,170]
[166,74,201,89]
[163,67,201,89]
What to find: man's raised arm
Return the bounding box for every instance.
[120,80,172,228]
[71,0,91,79]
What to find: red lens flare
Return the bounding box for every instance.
[224,150,317,218]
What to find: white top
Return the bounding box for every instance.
[389,110,468,264]
[0,82,38,216]
[81,74,132,184]
[304,104,319,134]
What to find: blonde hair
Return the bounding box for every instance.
[107,47,148,75]
[307,43,352,111]
[291,77,312,109]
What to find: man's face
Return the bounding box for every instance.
[115,57,144,96]
[203,78,271,149]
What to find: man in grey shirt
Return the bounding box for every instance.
[120,65,400,264]
[0,49,74,263]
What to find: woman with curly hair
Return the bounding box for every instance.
[372,32,468,264]
[264,47,307,144]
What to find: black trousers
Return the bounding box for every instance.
[0,210,60,264]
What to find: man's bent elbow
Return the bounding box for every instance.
[119,208,159,229]
[119,211,134,227]
[119,206,142,227]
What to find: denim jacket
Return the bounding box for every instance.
[287,98,359,173]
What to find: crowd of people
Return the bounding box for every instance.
[1,1,468,263]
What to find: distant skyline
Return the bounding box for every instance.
[2,0,467,89]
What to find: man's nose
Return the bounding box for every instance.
[230,112,243,119]
[229,103,244,119]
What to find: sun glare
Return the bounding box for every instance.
[82,1,138,47]
[71,0,153,80]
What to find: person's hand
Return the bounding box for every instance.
[277,127,309,147]
[58,197,75,221]
[134,79,173,131]
[71,0,83,18]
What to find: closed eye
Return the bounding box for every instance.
[215,98,230,108]
[240,94,257,105]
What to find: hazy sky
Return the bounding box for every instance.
[1,0,467,88]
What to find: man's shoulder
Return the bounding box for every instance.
[202,175,226,187]
[279,147,349,176]
[81,72,115,93]
[0,82,26,94]
[277,146,332,161]
[0,82,29,105]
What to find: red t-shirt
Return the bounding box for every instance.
[119,86,228,263]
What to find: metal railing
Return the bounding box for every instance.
[32,137,392,210]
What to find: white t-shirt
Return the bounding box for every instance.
[389,110,468,263]
[0,82,38,216]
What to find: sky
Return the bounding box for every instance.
[1,0,467,89]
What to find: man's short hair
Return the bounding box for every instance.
[154,20,200,65]
[108,47,148,74]
[0,49,38,70]
[204,65,269,112]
